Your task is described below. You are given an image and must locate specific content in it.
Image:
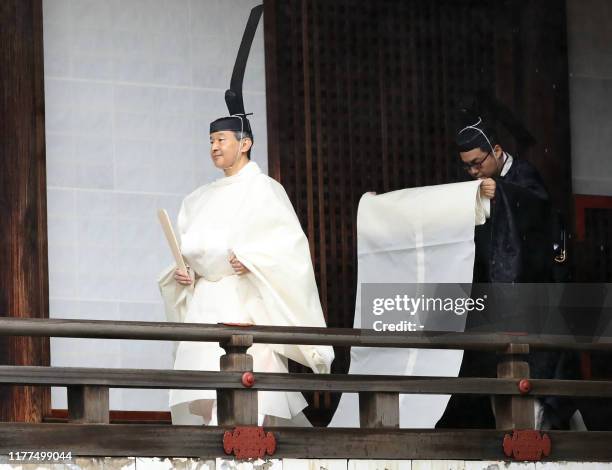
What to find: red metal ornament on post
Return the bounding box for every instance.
[503,430,551,461]
[241,371,255,387]
[223,426,276,459]
[518,378,532,394]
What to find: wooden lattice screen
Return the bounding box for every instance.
[264,0,572,376]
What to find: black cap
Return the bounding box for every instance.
[455,108,497,153]
[209,6,262,138]
[455,91,536,152]
[209,115,252,135]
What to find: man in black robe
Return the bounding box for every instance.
[458,114,552,284]
[436,113,576,429]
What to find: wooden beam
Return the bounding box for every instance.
[0,366,610,398]
[47,409,171,424]
[494,344,535,429]
[67,386,109,424]
[217,335,257,425]
[359,392,399,428]
[0,424,610,460]
[0,318,610,352]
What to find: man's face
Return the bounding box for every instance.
[460,145,501,179]
[210,131,240,169]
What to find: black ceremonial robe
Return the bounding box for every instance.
[437,158,577,429]
[472,158,552,285]
[467,158,553,334]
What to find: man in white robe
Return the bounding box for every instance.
[159,114,334,426]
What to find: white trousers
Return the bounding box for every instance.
[170,400,313,427]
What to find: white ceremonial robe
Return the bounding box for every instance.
[329,180,489,428]
[158,161,334,425]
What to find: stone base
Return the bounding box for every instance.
[0,457,610,469]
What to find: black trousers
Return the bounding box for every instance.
[436,349,580,429]
[435,349,497,429]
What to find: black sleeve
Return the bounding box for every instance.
[488,178,553,282]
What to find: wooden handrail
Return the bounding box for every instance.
[0,324,610,460]
[0,366,610,398]
[0,317,609,351]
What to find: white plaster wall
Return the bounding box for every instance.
[43,0,267,411]
[1,457,610,470]
[566,0,612,196]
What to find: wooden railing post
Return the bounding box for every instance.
[67,385,109,423]
[359,392,400,428]
[217,334,258,426]
[494,343,535,429]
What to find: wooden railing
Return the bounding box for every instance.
[0,317,611,461]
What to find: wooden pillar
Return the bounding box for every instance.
[0,0,50,422]
[217,335,258,426]
[359,392,400,428]
[517,0,573,219]
[67,386,109,424]
[494,344,535,429]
